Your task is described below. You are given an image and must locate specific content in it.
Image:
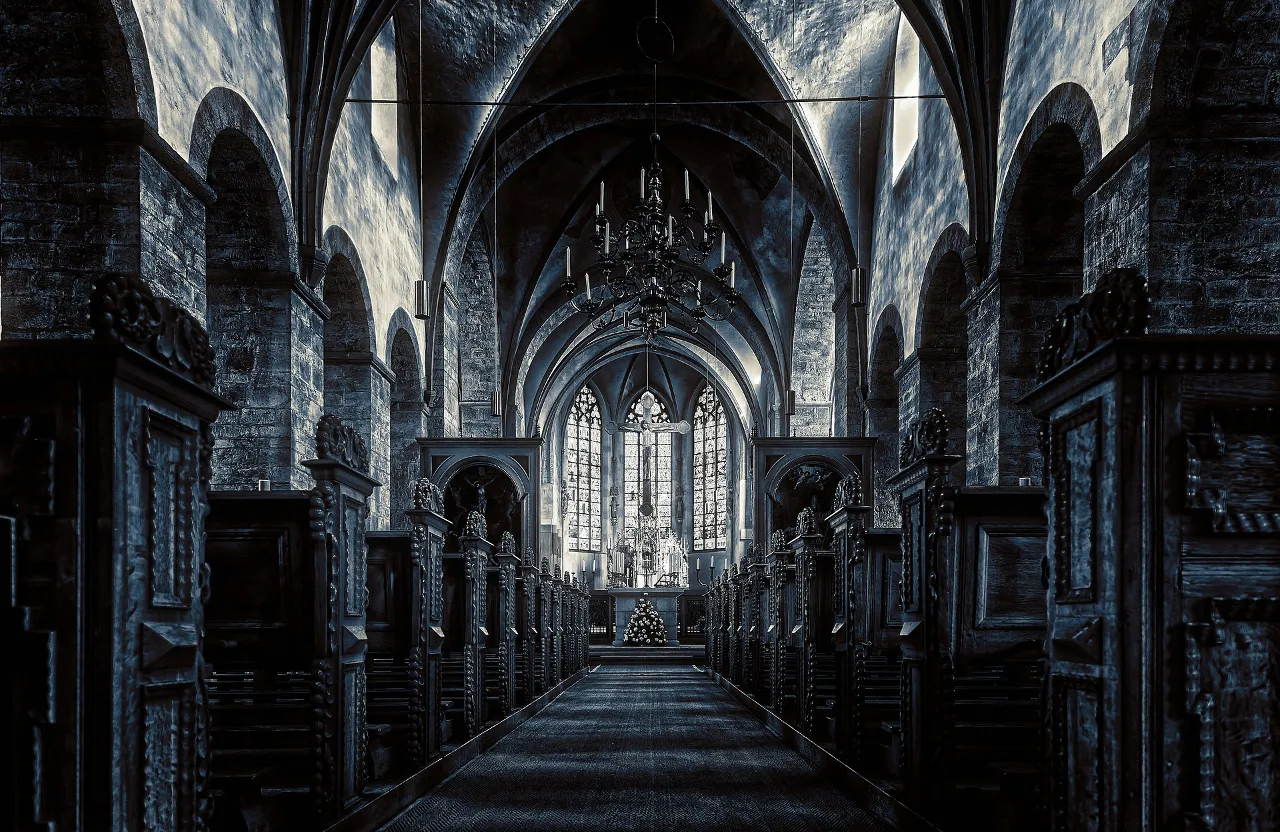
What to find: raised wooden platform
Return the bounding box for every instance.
[590,645,704,665]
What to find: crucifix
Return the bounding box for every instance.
[619,390,689,516]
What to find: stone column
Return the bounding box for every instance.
[458,512,490,738]
[405,478,448,765]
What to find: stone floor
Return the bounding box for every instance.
[383,665,888,831]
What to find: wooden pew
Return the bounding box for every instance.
[3,275,229,831]
[404,479,449,766]
[206,491,317,827]
[516,550,539,702]
[205,415,379,826]
[855,527,905,778]
[764,530,799,719]
[439,510,488,746]
[790,507,839,747]
[484,532,519,720]
[943,487,1047,824]
[364,531,411,780]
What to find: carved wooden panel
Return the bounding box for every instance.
[1053,402,1102,604]
[975,526,1048,629]
[144,409,198,609]
[1052,674,1106,832]
[901,492,923,611]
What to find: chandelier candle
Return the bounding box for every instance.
[684,169,690,201]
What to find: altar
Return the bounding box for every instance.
[610,587,685,647]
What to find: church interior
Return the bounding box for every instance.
[3,0,1279,830]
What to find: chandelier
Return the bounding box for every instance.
[562,143,740,338]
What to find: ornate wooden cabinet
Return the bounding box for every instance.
[1027,270,1280,831]
[4,275,230,830]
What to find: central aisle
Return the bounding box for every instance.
[384,665,887,831]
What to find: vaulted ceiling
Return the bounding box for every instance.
[280,0,1013,434]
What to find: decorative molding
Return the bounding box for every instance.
[1036,267,1149,382]
[899,408,949,469]
[315,414,370,473]
[1052,402,1101,604]
[90,274,217,390]
[411,477,444,513]
[832,472,864,509]
[463,510,488,540]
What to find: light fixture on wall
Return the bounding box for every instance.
[786,389,797,416]
[414,279,431,319]
[491,388,503,417]
[561,14,739,341]
[851,267,867,308]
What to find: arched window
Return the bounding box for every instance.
[565,386,601,551]
[623,393,673,539]
[370,20,398,168]
[692,385,728,550]
[891,13,920,181]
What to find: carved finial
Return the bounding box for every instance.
[899,408,948,468]
[833,472,864,508]
[315,414,370,472]
[90,274,217,389]
[411,477,444,513]
[771,529,787,552]
[563,571,571,584]
[523,546,534,567]
[796,506,817,536]
[463,510,487,539]
[1037,267,1149,381]
[541,556,550,574]
[499,531,516,558]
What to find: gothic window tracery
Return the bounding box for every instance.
[565,385,601,551]
[693,385,728,550]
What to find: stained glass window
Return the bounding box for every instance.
[565,385,601,551]
[623,394,673,541]
[693,385,728,550]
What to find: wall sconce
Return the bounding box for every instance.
[786,389,797,416]
[414,279,431,319]
[491,389,503,417]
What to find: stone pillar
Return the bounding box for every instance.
[304,415,381,814]
[826,475,873,762]
[3,275,230,830]
[887,408,961,805]
[405,478,448,765]
[491,532,520,716]
[289,284,327,487]
[458,512,490,738]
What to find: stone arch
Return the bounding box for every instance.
[190,87,298,273]
[990,83,1102,286]
[914,223,970,466]
[792,228,836,437]
[202,105,298,490]
[985,87,1093,486]
[321,226,389,524]
[458,224,500,438]
[388,317,424,529]
[1141,0,1280,335]
[868,307,903,526]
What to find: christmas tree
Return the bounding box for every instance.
[623,597,668,646]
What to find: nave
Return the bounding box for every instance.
[383,666,886,832]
